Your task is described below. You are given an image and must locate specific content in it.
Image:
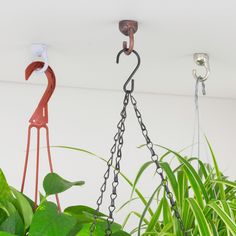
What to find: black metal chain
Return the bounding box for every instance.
[105,92,129,235]
[90,92,130,236]
[90,48,185,235]
[130,94,185,234]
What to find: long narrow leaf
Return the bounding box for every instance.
[53,146,152,215]
[208,201,236,235]
[137,185,162,236]
[145,198,164,233]
[187,198,212,236]
[205,138,225,200]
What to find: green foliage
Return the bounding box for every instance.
[1,138,235,236]
[0,232,17,236]
[43,173,85,196]
[10,188,33,229]
[54,142,236,235]
[0,169,129,236]
[0,171,14,202]
[0,169,29,236]
[64,205,106,224]
[121,142,236,235]
[28,201,77,236]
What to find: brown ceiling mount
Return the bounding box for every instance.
[119,20,138,55]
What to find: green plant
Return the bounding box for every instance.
[2,138,235,236]
[123,140,236,235]
[0,169,129,236]
[55,140,236,236]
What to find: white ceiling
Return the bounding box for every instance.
[0,0,236,98]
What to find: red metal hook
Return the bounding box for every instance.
[21,61,61,211]
[122,28,134,55]
[25,61,55,126]
[119,20,138,55]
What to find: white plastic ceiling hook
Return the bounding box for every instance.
[192,53,210,82]
[31,43,49,74]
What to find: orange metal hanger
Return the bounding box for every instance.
[21,61,61,211]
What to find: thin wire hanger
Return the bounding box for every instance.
[191,53,210,159]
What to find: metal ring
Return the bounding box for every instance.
[192,53,210,82]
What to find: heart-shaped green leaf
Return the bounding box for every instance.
[0,211,24,236]
[43,173,85,196]
[10,188,33,230]
[29,201,76,236]
[112,230,130,236]
[75,221,128,236]
[0,208,8,225]
[0,170,13,202]
[0,232,17,236]
[64,205,105,223]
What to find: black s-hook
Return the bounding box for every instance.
[116,49,141,93]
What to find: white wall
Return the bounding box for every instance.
[0,82,236,230]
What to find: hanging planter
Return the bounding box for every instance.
[1,140,236,236]
[0,21,236,236]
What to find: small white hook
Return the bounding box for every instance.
[31,44,49,74]
[192,53,210,82]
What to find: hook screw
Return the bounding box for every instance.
[192,53,210,82]
[31,43,49,74]
[119,20,138,55]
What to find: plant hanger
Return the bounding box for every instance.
[20,44,61,211]
[191,53,210,159]
[90,20,185,236]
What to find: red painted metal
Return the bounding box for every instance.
[119,20,138,55]
[21,61,61,211]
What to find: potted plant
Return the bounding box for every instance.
[0,139,235,235]
[0,170,129,235]
[54,139,236,235]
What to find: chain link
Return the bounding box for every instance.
[105,92,129,235]
[130,94,185,234]
[91,48,185,235]
[90,93,130,236]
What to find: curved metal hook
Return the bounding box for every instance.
[123,28,134,55]
[192,53,210,82]
[25,61,56,125]
[116,49,141,93]
[22,61,60,212]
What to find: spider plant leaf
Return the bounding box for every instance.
[212,179,236,189]
[130,151,172,200]
[205,137,226,200]
[145,198,163,233]
[158,222,173,235]
[158,146,209,206]
[130,161,152,199]
[177,171,186,213]
[53,146,151,215]
[177,156,209,204]
[137,185,162,236]
[208,201,236,235]
[122,211,148,229]
[160,162,178,201]
[209,221,219,236]
[187,198,212,236]
[163,195,173,226]
[117,197,140,213]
